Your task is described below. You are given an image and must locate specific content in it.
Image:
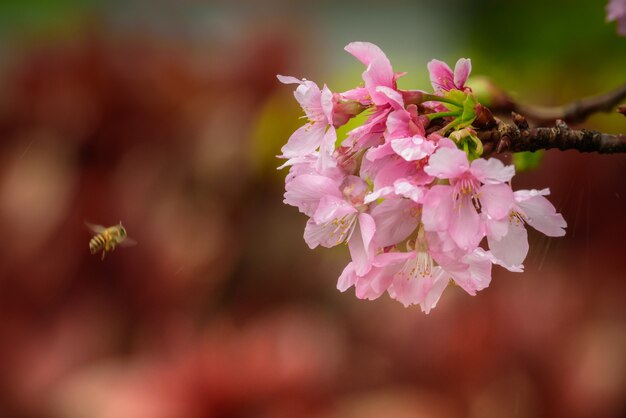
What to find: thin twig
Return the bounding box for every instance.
[491,83,626,125]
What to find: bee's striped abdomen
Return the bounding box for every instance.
[89,234,106,254]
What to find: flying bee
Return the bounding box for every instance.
[86,222,137,259]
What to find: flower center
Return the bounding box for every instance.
[453,175,481,211]
[328,213,358,245]
[398,225,433,282]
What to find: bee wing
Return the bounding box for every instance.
[85,221,107,234]
[119,237,138,248]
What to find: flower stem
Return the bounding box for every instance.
[427,111,461,120]
[421,93,463,107]
[437,118,462,135]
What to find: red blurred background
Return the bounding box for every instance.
[0,1,625,417]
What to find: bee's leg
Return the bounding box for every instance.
[101,250,106,260]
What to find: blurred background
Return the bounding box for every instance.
[0,1,625,417]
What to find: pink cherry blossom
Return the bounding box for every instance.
[387,261,449,313]
[422,147,515,250]
[427,58,471,93]
[344,42,399,107]
[303,176,377,275]
[487,189,567,267]
[278,42,568,314]
[337,252,413,300]
[277,75,336,169]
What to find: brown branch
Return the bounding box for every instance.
[490,83,626,125]
[479,118,626,155]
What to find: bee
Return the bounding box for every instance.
[86,222,136,259]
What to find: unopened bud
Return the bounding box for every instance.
[473,103,496,129]
[512,112,528,130]
[332,95,365,127]
[401,90,425,106]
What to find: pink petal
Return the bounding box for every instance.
[304,196,357,248]
[449,195,481,250]
[291,80,325,121]
[355,252,412,300]
[480,248,524,273]
[318,126,338,170]
[277,74,304,85]
[422,185,454,232]
[363,186,394,204]
[341,87,371,104]
[436,137,458,150]
[313,195,357,224]
[371,158,417,191]
[375,86,404,109]
[344,107,389,150]
[337,262,356,292]
[488,220,529,267]
[320,85,334,122]
[345,42,395,105]
[482,215,509,241]
[385,109,411,140]
[393,180,426,203]
[513,188,550,202]
[420,268,449,314]
[388,271,422,307]
[470,157,515,184]
[391,136,436,161]
[371,198,420,247]
[283,174,341,217]
[363,59,395,105]
[517,194,567,237]
[281,122,326,158]
[427,59,455,92]
[366,142,396,162]
[302,218,326,249]
[607,0,626,20]
[348,213,377,276]
[344,42,390,67]
[424,147,469,179]
[453,58,471,88]
[480,183,515,220]
[463,248,494,292]
[303,216,353,249]
[355,271,390,300]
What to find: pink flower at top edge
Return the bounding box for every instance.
[607,0,626,36]
[344,42,405,107]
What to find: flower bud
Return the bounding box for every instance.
[473,103,496,129]
[332,94,366,127]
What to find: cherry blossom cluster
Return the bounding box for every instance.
[278,42,566,313]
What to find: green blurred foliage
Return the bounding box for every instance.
[466,0,626,101]
[250,91,303,178]
[513,150,545,172]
